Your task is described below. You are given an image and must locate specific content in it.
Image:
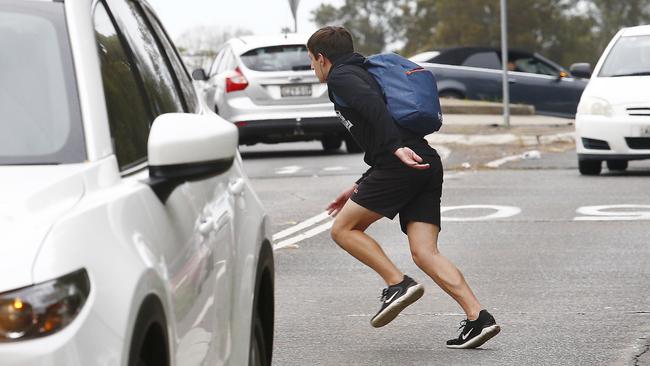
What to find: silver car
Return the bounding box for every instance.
[192,34,360,152]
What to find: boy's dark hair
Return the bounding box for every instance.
[307,26,354,62]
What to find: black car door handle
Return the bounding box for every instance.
[508,78,517,84]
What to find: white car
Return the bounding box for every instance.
[192,34,361,152]
[575,25,650,175]
[0,1,273,365]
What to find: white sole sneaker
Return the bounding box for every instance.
[370,284,424,328]
[446,324,501,349]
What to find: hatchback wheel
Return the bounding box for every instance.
[321,137,342,151]
[578,159,602,175]
[249,309,268,366]
[607,159,628,171]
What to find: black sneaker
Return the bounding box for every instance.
[446,310,500,349]
[370,275,424,328]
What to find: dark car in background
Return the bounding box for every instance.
[411,47,589,118]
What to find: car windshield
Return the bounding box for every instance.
[599,35,650,77]
[0,1,85,165]
[240,45,311,72]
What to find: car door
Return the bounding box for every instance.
[508,55,585,117]
[96,1,236,364]
[209,46,238,117]
[202,48,225,112]
[455,50,500,100]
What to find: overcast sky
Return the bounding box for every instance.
[147,0,344,39]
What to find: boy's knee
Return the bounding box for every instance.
[330,223,346,244]
[410,246,438,268]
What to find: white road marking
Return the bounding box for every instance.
[441,205,522,221]
[485,150,541,168]
[574,204,650,221]
[323,166,350,172]
[272,211,331,241]
[276,165,302,175]
[485,155,522,168]
[274,220,334,250]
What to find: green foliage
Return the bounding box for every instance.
[311,0,650,67]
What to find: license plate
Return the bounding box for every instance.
[281,84,312,97]
[639,126,650,137]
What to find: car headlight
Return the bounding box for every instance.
[577,96,614,117]
[0,269,90,342]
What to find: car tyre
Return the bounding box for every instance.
[249,242,274,366]
[249,309,268,366]
[578,159,602,175]
[128,297,169,366]
[607,160,628,171]
[345,137,363,154]
[321,137,342,151]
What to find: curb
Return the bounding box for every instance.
[426,132,575,146]
[440,98,535,116]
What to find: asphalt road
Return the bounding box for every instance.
[241,141,650,366]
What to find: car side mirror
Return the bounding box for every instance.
[191,68,209,81]
[570,63,592,79]
[147,113,238,201]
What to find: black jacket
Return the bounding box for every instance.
[327,53,435,183]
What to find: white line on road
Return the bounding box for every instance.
[485,155,522,168]
[272,211,331,241]
[273,220,334,250]
[276,165,303,175]
[323,166,350,171]
[485,150,541,168]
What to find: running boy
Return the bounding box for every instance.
[307,26,500,348]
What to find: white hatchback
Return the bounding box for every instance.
[0,1,273,365]
[192,34,361,152]
[575,25,650,175]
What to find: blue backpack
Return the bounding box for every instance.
[364,53,443,135]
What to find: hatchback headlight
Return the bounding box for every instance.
[0,269,90,342]
[577,96,614,117]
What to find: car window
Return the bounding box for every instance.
[0,0,85,165]
[218,48,236,73]
[225,50,238,71]
[143,8,199,112]
[512,57,558,76]
[462,51,501,70]
[209,49,224,76]
[240,45,311,71]
[94,2,150,170]
[599,35,650,77]
[106,0,184,117]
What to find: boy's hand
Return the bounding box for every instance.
[326,184,358,217]
[394,147,430,170]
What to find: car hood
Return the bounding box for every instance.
[0,165,86,292]
[585,76,650,105]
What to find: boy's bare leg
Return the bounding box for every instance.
[406,221,482,320]
[331,200,404,286]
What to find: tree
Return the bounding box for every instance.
[309,0,650,68]
[312,0,398,55]
[175,26,252,70]
[587,0,650,53]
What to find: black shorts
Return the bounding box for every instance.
[350,155,443,234]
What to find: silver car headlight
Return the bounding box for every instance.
[0,269,90,342]
[577,96,614,117]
